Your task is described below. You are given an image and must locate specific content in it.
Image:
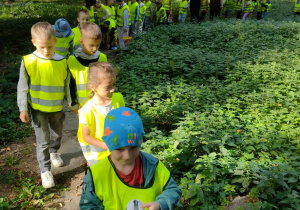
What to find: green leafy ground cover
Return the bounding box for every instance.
[0,0,300,209]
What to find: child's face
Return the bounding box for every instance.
[92,76,115,100]
[110,146,140,166]
[78,13,90,26]
[32,36,56,58]
[80,36,101,55]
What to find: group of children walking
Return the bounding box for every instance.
[17,2,182,208]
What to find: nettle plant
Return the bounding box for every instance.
[117,6,300,209]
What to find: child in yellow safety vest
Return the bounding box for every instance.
[136,0,146,35]
[155,1,167,24]
[95,0,110,26]
[82,0,97,22]
[235,0,243,19]
[17,22,73,189]
[72,10,90,51]
[79,107,182,209]
[294,0,300,15]
[128,0,140,39]
[68,22,108,114]
[104,0,118,50]
[52,18,74,58]
[143,0,153,33]
[200,0,209,22]
[77,62,125,166]
[116,0,130,51]
[178,0,189,24]
[243,0,252,19]
[262,0,271,19]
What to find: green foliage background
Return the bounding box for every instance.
[0,0,300,209]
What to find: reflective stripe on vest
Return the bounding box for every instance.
[144,1,151,17]
[200,0,208,12]
[162,0,170,11]
[263,3,271,12]
[82,6,95,22]
[235,1,243,11]
[55,35,74,58]
[90,155,171,209]
[243,1,252,13]
[156,7,167,23]
[72,26,81,51]
[67,53,107,107]
[294,2,300,12]
[77,93,125,166]
[117,5,129,27]
[24,54,67,112]
[225,0,235,10]
[179,1,188,14]
[128,1,139,23]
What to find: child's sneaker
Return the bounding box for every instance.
[41,171,55,188]
[111,46,117,50]
[50,153,64,167]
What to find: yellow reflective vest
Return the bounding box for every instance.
[144,1,152,17]
[23,53,67,112]
[243,1,252,13]
[97,5,107,25]
[128,1,139,23]
[162,0,170,11]
[105,5,117,29]
[156,6,167,23]
[179,0,188,14]
[78,94,125,166]
[67,53,107,107]
[82,6,95,22]
[117,4,130,27]
[54,34,74,58]
[294,2,300,12]
[235,0,243,11]
[138,3,146,21]
[72,26,81,51]
[200,0,209,12]
[90,155,171,209]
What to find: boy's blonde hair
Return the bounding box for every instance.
[78,9,90,17]
[88,62,119,98]
[31,21,55,40]
[81,22,102,40]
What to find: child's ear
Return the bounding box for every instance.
[80,38,83,45]
[31,39,36,46]
[89,84,95,91]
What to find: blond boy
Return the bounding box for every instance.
[73,10,91,51]
[17,22,73,188]
[68,22,108,112]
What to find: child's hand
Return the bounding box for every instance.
[140,202,160,210]
[20,111,29,123]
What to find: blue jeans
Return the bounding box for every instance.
[144,16,151,33]
[263,12,269,19]
[178,13,187,23]
[30,107,64,173]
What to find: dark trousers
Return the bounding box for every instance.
[257,12,262,20]
[210,5,221,20]
[200,11,207,22]
[236,10,242,19]
[190,0,201,22]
